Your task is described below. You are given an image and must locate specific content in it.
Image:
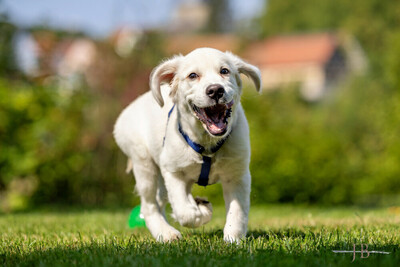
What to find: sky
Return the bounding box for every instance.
[2,0,265,37]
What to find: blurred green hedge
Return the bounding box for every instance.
[244,79,400,205]
[0,80,131,211]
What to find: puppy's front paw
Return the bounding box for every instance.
[171,198,213,228]
[156,226,182,242]
[172,205,203,228]
[223,235,241,244]
[224,227,246,244]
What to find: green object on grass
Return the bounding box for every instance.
[128,205,146,228]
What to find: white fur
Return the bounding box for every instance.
[114,48,261,242]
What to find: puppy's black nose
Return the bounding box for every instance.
[206,84,225,101]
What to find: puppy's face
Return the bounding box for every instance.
[174,49,242,136]
[151,48,261,137]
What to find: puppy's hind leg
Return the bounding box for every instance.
[132,160,181,242]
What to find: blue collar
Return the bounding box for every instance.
[177,123,228,155]
[164,104,230,186]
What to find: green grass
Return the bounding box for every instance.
[1,205,399,266]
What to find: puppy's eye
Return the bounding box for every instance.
[220,68,230,75]
[188,73,199,79]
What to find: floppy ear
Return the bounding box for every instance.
[150,55,182,107]
[226,52,262,92]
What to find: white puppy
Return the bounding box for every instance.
[114,48,261,242]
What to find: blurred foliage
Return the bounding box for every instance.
[243,79,400,205]
[0,19,17,76]
[0,79,132,210]
[246,0,400,205]
[0,24,166,211]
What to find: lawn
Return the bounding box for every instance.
[1,205,399,266]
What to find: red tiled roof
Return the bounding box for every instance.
[246,33,338,66]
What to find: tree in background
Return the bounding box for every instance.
[204,0,233,33]
[0,16,17,77]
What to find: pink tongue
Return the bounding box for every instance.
[208,121,226,134]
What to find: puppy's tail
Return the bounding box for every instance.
[125,158,133,174]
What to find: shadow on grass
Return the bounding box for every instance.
[2,229,399,267]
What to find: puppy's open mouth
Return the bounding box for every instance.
[192,100,234,136]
